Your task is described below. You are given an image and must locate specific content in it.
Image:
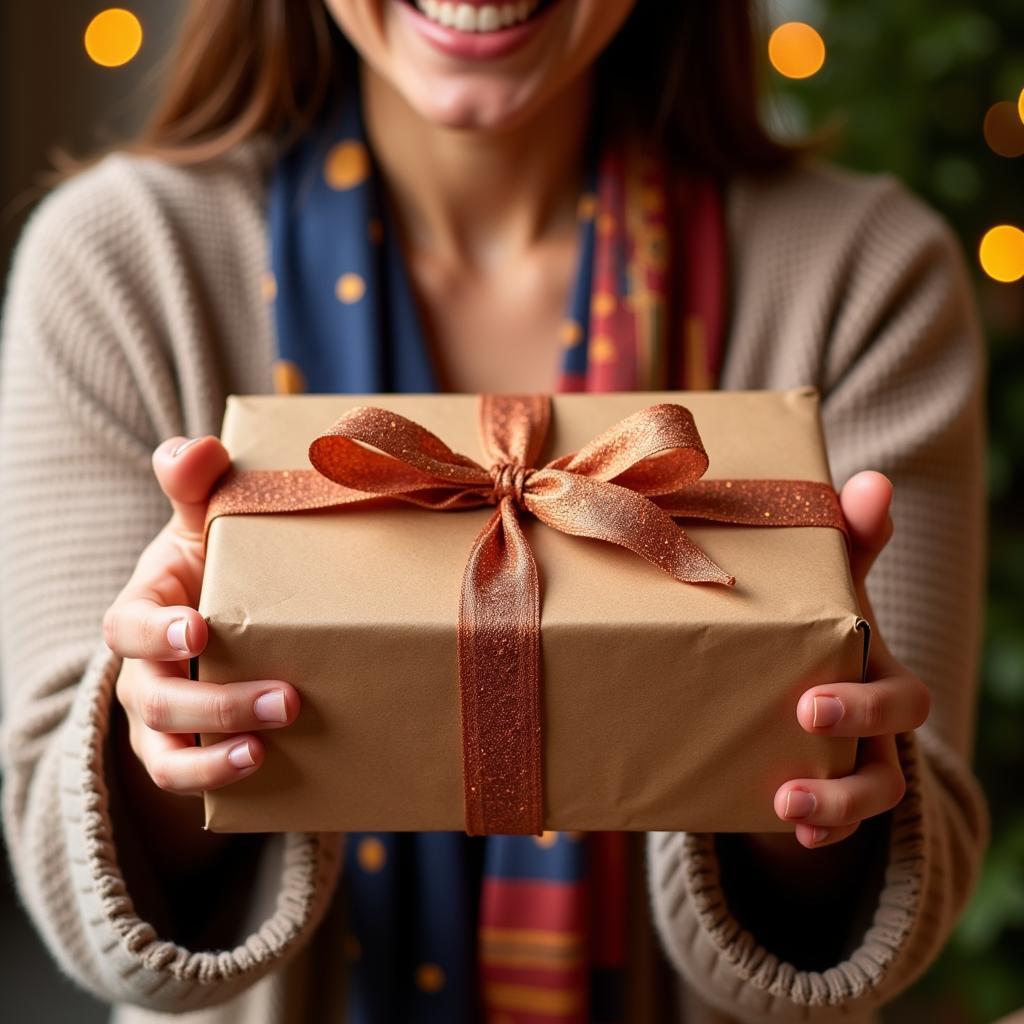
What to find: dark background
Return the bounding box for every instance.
[1,2,1022,1021]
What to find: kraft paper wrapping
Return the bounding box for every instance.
[197,388,868,834]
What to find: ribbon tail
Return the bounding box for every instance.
[204,468,385,548]
[458,499,543,836]
[654,479,848,538]
[527,470,734,586]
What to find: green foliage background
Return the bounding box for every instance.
[765,1,1024,1019]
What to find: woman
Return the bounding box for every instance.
[0,1,988,1021]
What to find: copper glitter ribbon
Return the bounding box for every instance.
[204,395,847,835]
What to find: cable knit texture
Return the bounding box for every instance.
[0,138,987,1024]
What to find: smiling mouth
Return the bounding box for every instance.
[404,0,557,34]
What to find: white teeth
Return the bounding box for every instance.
[414,0,540,33]
[478,5,500,31]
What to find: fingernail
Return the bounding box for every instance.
[254,690,288,723]
[811,827,830,844]
[167,618,191,653]
[228,741,255,769]
[172,437,201,458]
[784,789,817,819]
[812,696,845,728]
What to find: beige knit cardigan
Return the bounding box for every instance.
[0,136,988,1023]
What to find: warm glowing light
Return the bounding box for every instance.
[768,22,826,80]
[415,963,446,993]
[1018,87,1024,125]
[84,8,142,68]
[983,101,1024,158]
[979,225,1024,283]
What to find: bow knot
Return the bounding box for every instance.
[489,462,531,506]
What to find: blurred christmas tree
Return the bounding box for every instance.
[763,1,1024,1020]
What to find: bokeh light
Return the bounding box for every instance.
[979,225,1024,283]
[84,8,142,68]
[768,22,826,80]
[983,100,1024,158]
[1018,86,1024,125]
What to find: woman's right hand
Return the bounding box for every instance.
[104,435,301,797]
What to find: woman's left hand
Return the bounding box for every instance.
[773,470,932,849]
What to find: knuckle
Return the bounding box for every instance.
[137,613,158,655]
[912,680,932,727]
[860,686,886,733]
[147,759,176,793]
[102,607,120,651]
[832,787,857,825]
[209,692,244,733]
[888,770,908,809]
[138,684,170,731]
[114,661,134,708]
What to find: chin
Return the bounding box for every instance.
[343,0,633,133]
[393,69,544,132]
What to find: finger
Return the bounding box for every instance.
[796,676,931,737]
[152,435,231,537]
[103,600,209,660]
[137,726,264,796]
[775,737,905,827]
[793,821,860,850]
[127,666,300,735]
[840,470,894,584]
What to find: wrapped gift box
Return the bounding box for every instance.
[196,388,867,834]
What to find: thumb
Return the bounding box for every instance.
[152,435,231,537]
[841,470,894,586]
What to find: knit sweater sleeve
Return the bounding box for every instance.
[647,175,989,1019]
[0,158,341,1011]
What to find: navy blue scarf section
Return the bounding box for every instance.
[266,82,615,1024]
[268,79,599,398]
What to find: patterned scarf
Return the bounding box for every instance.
[265,75,725,1024]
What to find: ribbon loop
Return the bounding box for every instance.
[309,405,491,499]
[547,403,709,495]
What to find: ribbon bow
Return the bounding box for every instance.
[206,395,846,835]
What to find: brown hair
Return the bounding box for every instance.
[116,0,799,176]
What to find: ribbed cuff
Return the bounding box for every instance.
[647,732,927,1020]
[59,641,343,1010]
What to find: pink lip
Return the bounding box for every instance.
[393,0,560,61]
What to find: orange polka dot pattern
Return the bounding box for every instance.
[356,836,386,872]
[324,140,370,190]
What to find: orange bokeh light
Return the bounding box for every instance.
[979,225,1024,284]
[84,8,142,68]
[768,22,826,80]
[983,101,1024,158]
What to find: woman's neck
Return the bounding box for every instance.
[360,62,593,271]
